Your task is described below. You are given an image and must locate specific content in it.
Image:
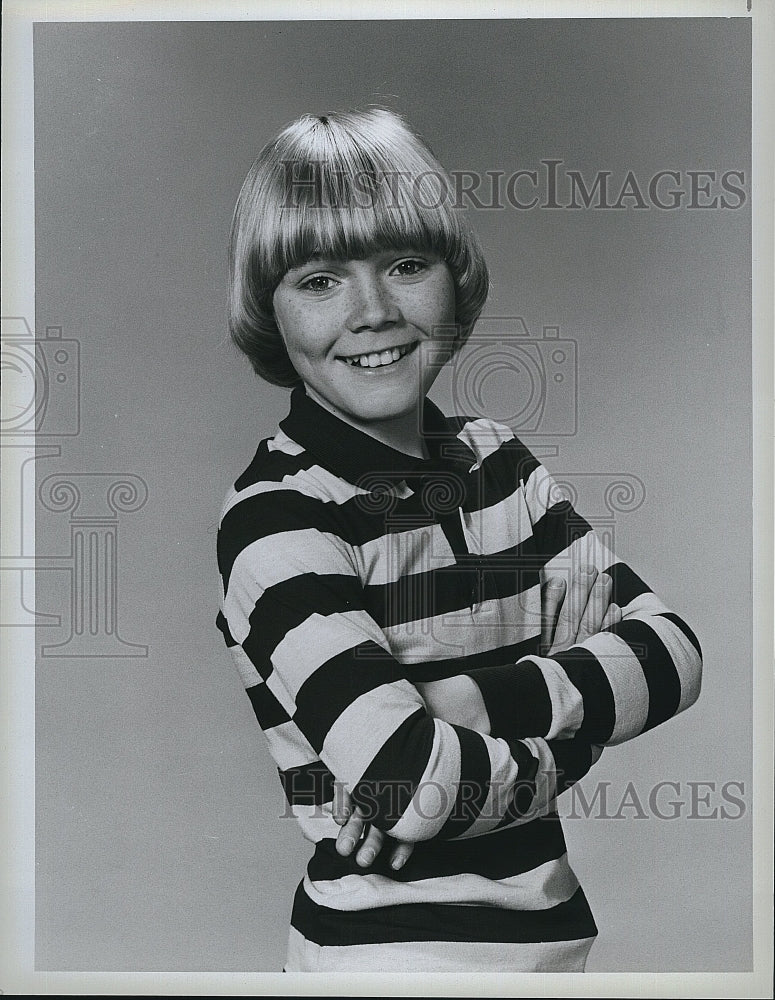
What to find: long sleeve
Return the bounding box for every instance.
[463,453,703,747]
[217,485,600,844]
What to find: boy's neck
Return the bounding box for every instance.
[304,386,429,460]
[358,409,430,460]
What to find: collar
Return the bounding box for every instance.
[279,385,476,489]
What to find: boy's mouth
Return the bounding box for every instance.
[338,341,419,368]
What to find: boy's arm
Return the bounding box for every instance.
[416,567,621,736]
[451,454,701,747]
[422,560,702,749]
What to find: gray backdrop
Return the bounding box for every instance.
[33,18,751,972]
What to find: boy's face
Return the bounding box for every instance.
[272,248,456,430]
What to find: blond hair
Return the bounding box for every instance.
[228,108,490,386]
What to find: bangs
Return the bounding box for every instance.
[246,113,466,294]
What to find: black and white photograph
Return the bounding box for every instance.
[1,0,772,995]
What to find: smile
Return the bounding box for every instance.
[338,341,419,368]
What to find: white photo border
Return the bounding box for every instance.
[2,1,772,996]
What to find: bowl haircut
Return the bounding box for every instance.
[228,108,491,387]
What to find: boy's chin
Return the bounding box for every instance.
[348,401,419,425]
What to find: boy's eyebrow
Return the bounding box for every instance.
[288,247,432,272]
[283,255,327,270]
[284,256,342,276]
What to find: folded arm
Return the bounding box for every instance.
[418,463,702,748]
[217,493,599,845]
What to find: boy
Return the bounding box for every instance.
[217,108,702,972]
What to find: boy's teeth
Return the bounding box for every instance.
[345,343,413,367]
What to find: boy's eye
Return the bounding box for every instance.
[300,275,337,293]
[392,259,426,276]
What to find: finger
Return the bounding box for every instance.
[389,840,415,871]
[335,806,366,856]
[540,578,566,655]
[331,781,353,827]
[550,564,598,653]
[355,824,385,868]
[576,572,613,643]
[600,602,623,631]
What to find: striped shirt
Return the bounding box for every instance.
[216,386,702,973]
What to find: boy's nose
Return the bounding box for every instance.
[346,275,401,333]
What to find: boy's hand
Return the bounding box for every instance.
[540,565,622,656]
[322,782,414,871]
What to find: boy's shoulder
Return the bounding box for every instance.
[232,427,309,492]
[218,426,361,531]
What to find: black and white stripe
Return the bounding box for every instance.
[216,386,702,968]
